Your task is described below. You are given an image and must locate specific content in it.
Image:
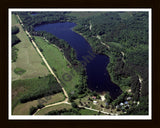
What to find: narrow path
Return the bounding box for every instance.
[34,99,70,115]
[138,75,143,96]
[78,105,115,115]
[121,51,125,63]
[96,35,110,49]
[89,22,92,31]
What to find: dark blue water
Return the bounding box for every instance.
[34,22,122,99]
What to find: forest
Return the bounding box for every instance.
[72,12,149,115]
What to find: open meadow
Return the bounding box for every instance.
[34,36,81,93]
[11,15,49,81]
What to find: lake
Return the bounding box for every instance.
[34,22,122,99]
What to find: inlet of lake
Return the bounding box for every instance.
[34,22,122,99]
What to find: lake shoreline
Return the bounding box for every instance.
[34,22,122,99]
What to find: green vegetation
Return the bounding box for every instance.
[12,22,49,81]
[66,12,103,18]
[11,14,20,62]
[47,107,103,115]
[118,12,133,20]
[12,26,19,34]
[124,96,148,115]
[33,36,87,96]
[30,104,44,115]
[72,11,149,115]
[12,74,62,111]
[12,46,19,62]
[79,109,102,115]
[105,92,112,104]
[13,93,65,115]
[17,12,74,32]
[12,14,18,25]
[13,11,149,115]
[12,35,20,46]
[35,103,72,115]
[12,26,20,46]
[14,67,26,75]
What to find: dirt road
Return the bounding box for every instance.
[16,15,69,115]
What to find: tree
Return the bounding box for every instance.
[105,92,112,103]
[29,106,37,115]
[71,102,78,108]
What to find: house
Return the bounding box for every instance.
[133,101,136,104]
[120,102,124,106]
[92,96,96,100]
[93,101,97,105]
[124,101,128,105]
[116,105,120,109]
[127,97,132,101]
[125,105,130,109]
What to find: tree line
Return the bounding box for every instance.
[12,26,20,46]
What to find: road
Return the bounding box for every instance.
[96,35,110,49]
[34,98,71,115]
[16,15,69,115]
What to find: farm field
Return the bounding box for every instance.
[34,36,81,93]
[12,14,18,25]
[11,17,49,81]
[13,92,65,115]
[12,74,62,113]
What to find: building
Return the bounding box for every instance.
[120,102,124,106]
[93,101,97,105]
[124,101,128,105]
[127,97,132,101]
[92,96,96,100]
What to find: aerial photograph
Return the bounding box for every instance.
[10,9,151,119]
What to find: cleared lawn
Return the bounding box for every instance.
[13,92,65,115]
[35,103,72,115]
[34,36,81,93]
[12,14,18,25]
[12,23,49,81]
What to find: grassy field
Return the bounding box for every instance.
[11,22,49,81]
[13,92,65,115]
[12,75,62,112]
[14,67,26,75]
[35,103,72,115]
[12,14,18,25]
[34,36,81,93]
[79,109,100,115]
